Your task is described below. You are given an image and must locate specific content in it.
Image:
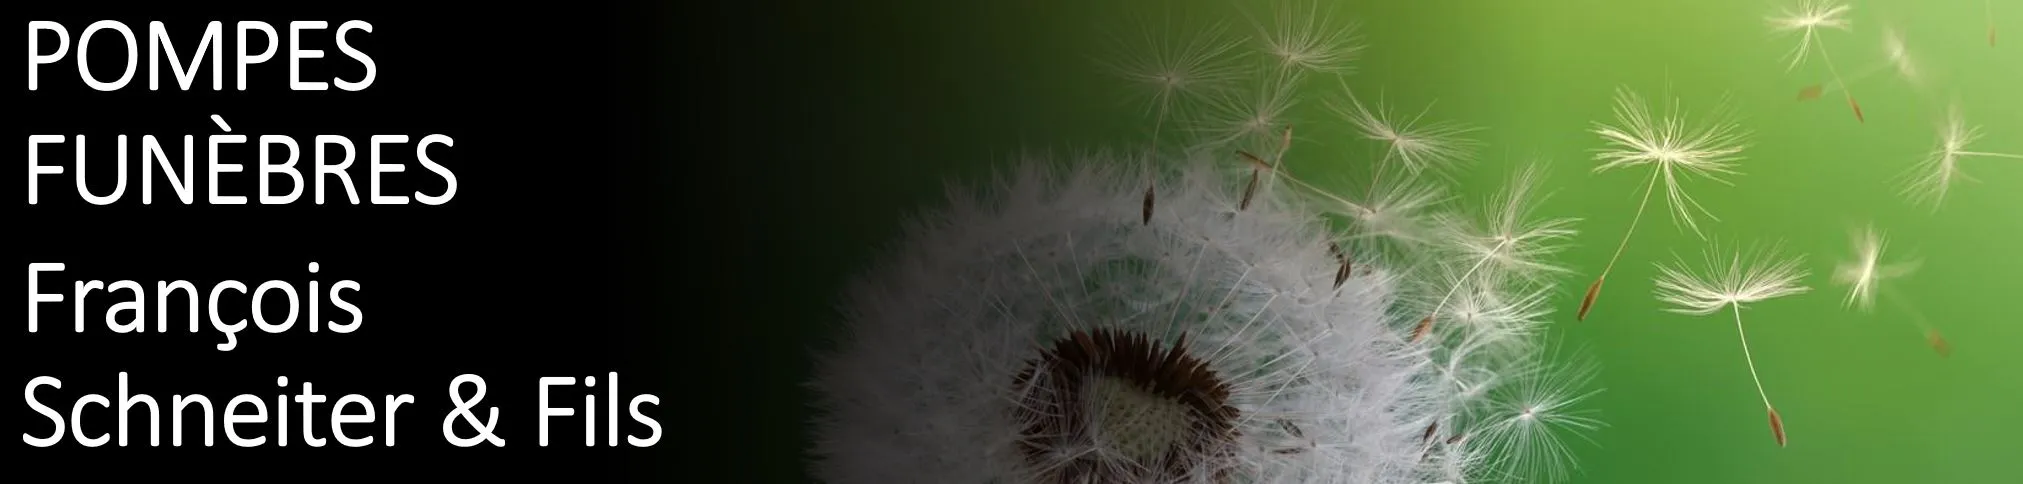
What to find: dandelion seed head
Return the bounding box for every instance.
[1653,242,1812,315]
[810,152,1461,483]
[1591,87,1748,238]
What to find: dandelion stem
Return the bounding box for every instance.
[1819,61,1889,96]
[1879,284,1935,334]
[1270,166,1374,214]
[1265,125,1294,194]
[1581,168,1661,320]
[1729,303,1776,411]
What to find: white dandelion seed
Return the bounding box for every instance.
[1336,168,1449,246]
[1831,224,1948,356]
[1771,0,1866,122]
[1883,27,1920,84]
[1099,15,1246,148]
[1327,82,1483,177]
[1438,274,1554,353]
[1770,0,1852,72]
[1189,69,1304,152]
[1417,163,1579,342]
[1577,86,1749,322]
[1298,164,1450,247]
[810,151,1466,483]
[1901,103,2023,209]
[1653,242,1810,447]
[1233,144,1449,248]
[1470,347,1604,484]
[1243,0,1366,75]
[1424,436,1491,484]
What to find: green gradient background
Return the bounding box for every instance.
[695,0,2022,482]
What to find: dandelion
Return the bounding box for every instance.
[1902,103,2023,208]
[1771,0,1864,122]
[1654,243,1811,447]
[1577,87,1748,321]
[812,153,1460,483]
[1832,224,1947,356]
[1244,0,1365,75]
[1328,81,1483,177]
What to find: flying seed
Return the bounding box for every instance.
[1143,184,1156,225]
[1927,329,1951,357]
[1411,315,1434,342]
[1797,84,1824,101]
[1768,406,1787,447]
[1577,277,1604,321]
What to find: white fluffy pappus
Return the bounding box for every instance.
[808,148,1591,483]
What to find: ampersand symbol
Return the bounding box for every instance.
[443,374,505,447]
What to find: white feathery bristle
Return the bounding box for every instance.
[811,151,1458,483]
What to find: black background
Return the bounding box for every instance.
[13,0,1067,480]
[13,1,693,480]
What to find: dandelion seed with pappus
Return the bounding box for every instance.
[1653,242,1810,447]
[1832,224,1947,357]
[1577,86,1749,322]
[1901,103,2023,209]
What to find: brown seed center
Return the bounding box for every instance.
[1011,329,1240,482]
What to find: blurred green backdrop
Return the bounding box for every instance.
[670,0,2022,482]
